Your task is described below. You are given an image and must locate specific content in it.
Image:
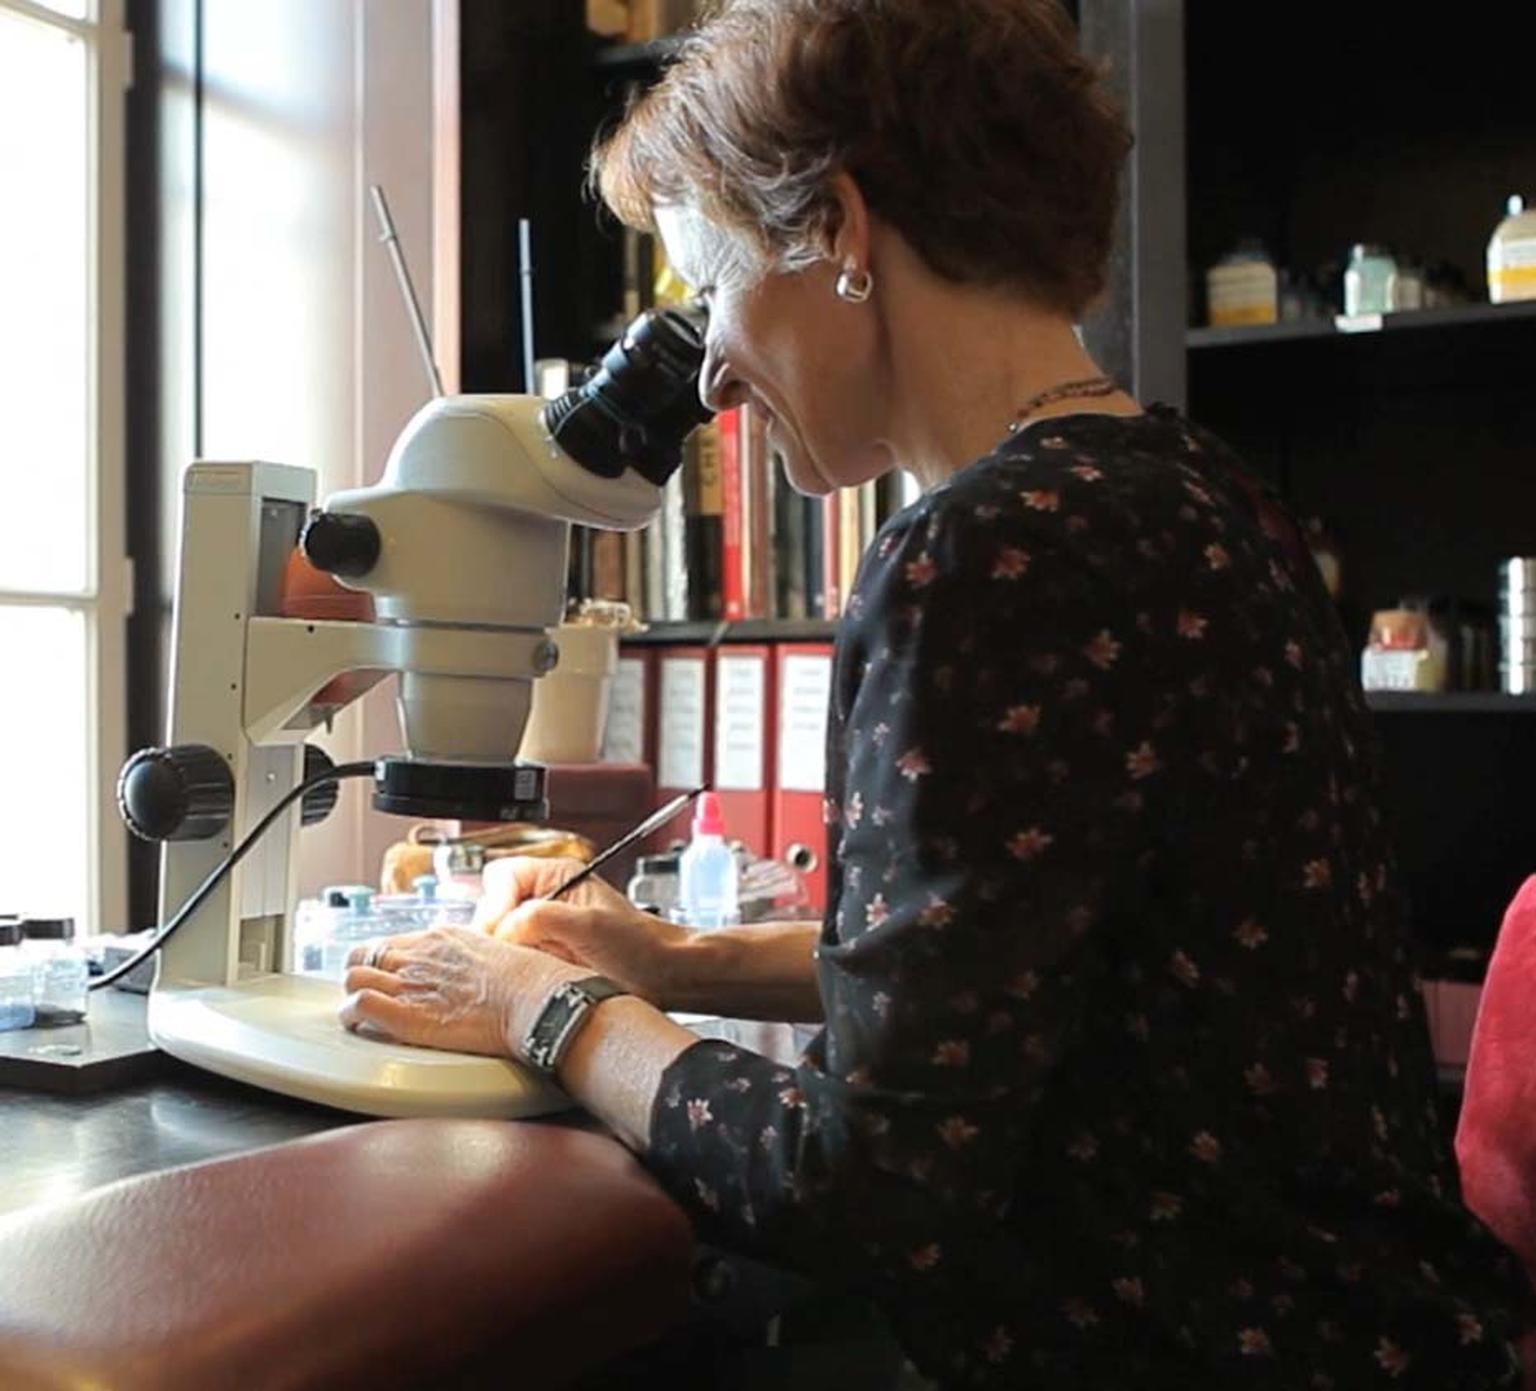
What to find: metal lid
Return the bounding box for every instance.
[20,917,75,941]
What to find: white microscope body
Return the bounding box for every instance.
[143,394,666,1118]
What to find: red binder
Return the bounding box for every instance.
[711,643,775,859]
[770,641,836,914]
[652,644,714,851]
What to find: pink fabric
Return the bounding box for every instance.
[1456,874,1536,1387]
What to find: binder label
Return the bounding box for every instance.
[777,653,833,792]
[658,655,707,789]
[715,654,766,790]
[601,657,647,764]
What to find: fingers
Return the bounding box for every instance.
[341,963,409,997]
[344,931,430,972]
[472,856,592,932]
[496,898,595,949]
[340,987,419,1043]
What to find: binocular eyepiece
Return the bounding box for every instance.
[540,303,715,488]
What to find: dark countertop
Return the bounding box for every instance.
[0,993,807,1221]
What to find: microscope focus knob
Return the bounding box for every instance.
[116,744,235,843]
[301,510,381,580]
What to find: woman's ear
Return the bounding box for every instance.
[825,170,874,273]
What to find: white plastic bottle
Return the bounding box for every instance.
[678,793,740,929]
[1488,195,1536,304]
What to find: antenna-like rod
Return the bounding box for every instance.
[518,218,536,394]
[368,184,444,399]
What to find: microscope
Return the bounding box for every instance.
[116,301,711,1119]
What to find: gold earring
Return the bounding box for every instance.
[835,267,874,303]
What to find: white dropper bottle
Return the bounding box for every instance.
[678,792,740,929]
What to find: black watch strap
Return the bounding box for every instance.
[522,975,630,1076]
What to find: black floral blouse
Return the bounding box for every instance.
[646,405,1528,1387]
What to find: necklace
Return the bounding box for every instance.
[1005,375,1120,436]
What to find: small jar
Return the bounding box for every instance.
[627,853,682,919]
[19,918,88,1025]
[1344,244,1397,316]
[0,919,37,1032]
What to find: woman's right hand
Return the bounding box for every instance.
[471,856,691,1008]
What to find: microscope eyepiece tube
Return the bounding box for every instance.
[540,305,714,488]
[301,510,382,580]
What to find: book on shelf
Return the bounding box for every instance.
[686,418,726,620]
[562,239,923,627]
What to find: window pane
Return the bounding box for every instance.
[0,606,91,929]
[0,10,90,594]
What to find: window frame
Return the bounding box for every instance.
[0,0,130,932]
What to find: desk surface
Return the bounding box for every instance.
[0,1000,807,1221]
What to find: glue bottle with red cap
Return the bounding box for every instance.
[678,792,740,929]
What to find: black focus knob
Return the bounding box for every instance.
[300,744,340,827]
[301,510,381,580]
[117,744,235,843]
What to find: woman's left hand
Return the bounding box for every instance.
[339,926,579,1059]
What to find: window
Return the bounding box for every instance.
[0,0,128,933]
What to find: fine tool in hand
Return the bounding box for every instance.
[540,788,707,903]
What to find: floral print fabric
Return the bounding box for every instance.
[646,405,1527,1387]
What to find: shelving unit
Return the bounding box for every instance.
[1366,693,1536,715]
[1186,299,1536,351]
[623,618,841,647]
[1175,0,1536,980]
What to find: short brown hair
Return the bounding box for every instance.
[592,0,1133,316]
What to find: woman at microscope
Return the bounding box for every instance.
[340,1,1527,1383]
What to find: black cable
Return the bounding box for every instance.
[91,759,378,992]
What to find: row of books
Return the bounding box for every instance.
[568,402,921,622]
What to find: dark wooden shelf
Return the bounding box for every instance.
[591,35,686,73]
[1186,299,1536,351]
[1366,692,1536,714]
[623,618,839,647]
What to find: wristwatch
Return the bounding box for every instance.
[522,975,630,1076]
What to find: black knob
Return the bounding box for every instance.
[117,744,235,842]
[301,510,381,580]
[300,744,340,827]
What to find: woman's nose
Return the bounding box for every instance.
[699,342,748,415]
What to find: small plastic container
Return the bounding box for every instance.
[678,793,740,929]
[627,853,682,918]
[1206,241,1279,327]
[520,622,621,763]
[20,917,88,1025]
[0,919,36,1032]
[1344,243,1397,317]
[1488,195,1536,305]
[294,883,475,980]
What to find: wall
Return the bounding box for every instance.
[188,0,447,898]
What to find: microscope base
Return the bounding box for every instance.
[147,974,570,1119]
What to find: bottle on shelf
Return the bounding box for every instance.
[1488,195,1536,305]
[677,792,740,929]
[1205,239,1279,327]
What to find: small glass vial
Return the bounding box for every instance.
[1344,244,1397,316]
[627,852,682,919]
[20,918,89,1025]
[0,919,37,1032]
